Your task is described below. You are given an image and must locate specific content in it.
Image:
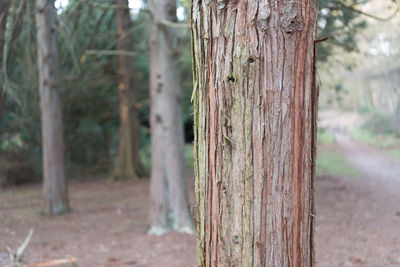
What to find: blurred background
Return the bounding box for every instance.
[0,0,399,266]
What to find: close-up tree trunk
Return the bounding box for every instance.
[192,0,319,266]
[114,0,145,180]
[148,0,193,234]
[36,0,69,215]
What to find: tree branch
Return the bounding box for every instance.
[85,49,137,57]
[336,1,399,21]
[16,228,34,262]
[83,0,147,12]
[158,19,190,29]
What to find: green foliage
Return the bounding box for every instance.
[363,113,400,137]
[349,115,400,163]
[316,149,358,178]
[317,0,368,61]
[184,144,194,173]
[0,0,382,183]
[317,127,336,145]
[387,150,400,162]
[139,127,152,173]
[180,29,194,124]
[350,128,379,145]
[0,1,153,177]
[347,113,400,149]
[0,0,197,180]
[350,128,400,149]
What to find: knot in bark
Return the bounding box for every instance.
[280,6,303,33]
[232,235,240,244]
[257,9,271,32]
[217,0,226,10]
[227,75,236,83]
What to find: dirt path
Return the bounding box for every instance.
[335,132,400,192]
[315,110,400,266]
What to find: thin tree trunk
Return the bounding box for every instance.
[36,0,69,215]
[148,0,193,234]
[0,0,9,63]
[113,0,145,180]
[0,0,10,122]
[192,0,318,266]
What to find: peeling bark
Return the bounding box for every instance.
[114,0,145,180]
[192,0,318,265]
[36,0,69,215]
[148,0,193,234]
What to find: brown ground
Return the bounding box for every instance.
[316,110,400,266]
[1,112,400,266]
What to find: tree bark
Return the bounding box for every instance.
[0,0,9,62]
[192,0,318,266]
[148,0,193,234]
[113,0,145,180]
[0,0,10,122]
[36,0,69,215]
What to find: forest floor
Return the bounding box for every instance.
[1,111,400,267]
[315,110,400,266]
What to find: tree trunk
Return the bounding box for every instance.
[0,0,9,62]
[36,0,69,215]
[0,0,10,121]
[148,0,193,234]
[192,0,318,266]
[113,0,145,180]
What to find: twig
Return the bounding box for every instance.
[314,37,329,44]
[25,257,77,267]
[16,228,34,262]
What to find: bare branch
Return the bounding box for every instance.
[85,49,137,57]
[314,37,329,43]
[16,228,34,262]
[25,257,77,267]
[158,19,190,29]
[83,0,147,12]
[336,1,399,21]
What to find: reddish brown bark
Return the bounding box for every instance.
[192,0,318,265]
[114,0,145,180]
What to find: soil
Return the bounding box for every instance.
[0,179,196,267]
[1,111,400,267]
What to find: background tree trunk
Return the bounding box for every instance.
[192,0,318,266]
[148,0,193,234]
[36,0,69,215]
[113,0,145,180]
[0,0,9,62]
[0,0,10,121]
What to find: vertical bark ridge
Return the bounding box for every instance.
[192,0,318,266]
